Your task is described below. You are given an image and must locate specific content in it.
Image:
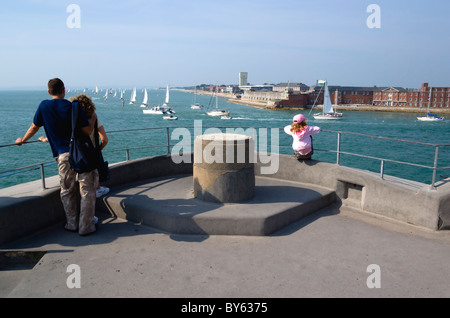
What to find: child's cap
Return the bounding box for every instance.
[293,114,306,123]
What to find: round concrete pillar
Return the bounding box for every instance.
[193,133,255,203]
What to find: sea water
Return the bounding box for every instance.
[1,89,450,189]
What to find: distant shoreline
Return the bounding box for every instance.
[176,89,450,115]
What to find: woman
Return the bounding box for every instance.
[69,94,110,198]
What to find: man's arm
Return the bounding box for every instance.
[16,123,40,146]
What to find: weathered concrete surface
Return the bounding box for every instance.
[2,153,450,246]
[0,155,192,245]
[99,175,335,236]
[1,206,450,298]
[257,155,450,230]
[193,133,255,203]
[2,154,450,298]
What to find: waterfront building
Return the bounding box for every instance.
[373,87,408,107]
[406,83,450,108]
[272,82,309,93]
[239,72,248,87]
[309,85,379,106]
[330,86,378,106]
[196,80,450,109]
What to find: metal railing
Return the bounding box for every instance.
[2,126,450,190]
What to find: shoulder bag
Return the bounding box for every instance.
[68,102,99,173]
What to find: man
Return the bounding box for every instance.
[16,78,98,236]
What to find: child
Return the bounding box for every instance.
[284,114,320,160]
[69,94,110,198]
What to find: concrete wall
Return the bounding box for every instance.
[2,153,450,245]
[256,155,450,230]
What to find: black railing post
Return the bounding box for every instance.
[166,127,170,155]
[336,132,341,165]
[431,146,439,190]
[40,163,46,190]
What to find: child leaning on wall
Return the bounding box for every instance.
[284,114,321,160]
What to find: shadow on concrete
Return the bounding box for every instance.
[1,174,337,249]
[96,174,336,238]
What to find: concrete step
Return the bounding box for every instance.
[98,174,336,236]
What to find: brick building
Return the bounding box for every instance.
[309,83,450,109]
[373,87,408,107]
[407,83,450,108]
[309,86,378,106]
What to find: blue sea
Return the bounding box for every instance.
[1,89,450,189]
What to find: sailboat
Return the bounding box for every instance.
[312,80,343,120]
[140,89,148,108]
[417,88,444,121]
[104,89,108,101]
[129,87,137,105]
[163,85,170,107]
[120,89,125,108]
[191,87,203,109]
[143,89,168,114]
[94,86,99,94]
[207,86,230,117]
[162,85,176,114]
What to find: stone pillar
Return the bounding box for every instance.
[193,133,255,203]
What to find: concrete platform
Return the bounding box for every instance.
[2,205,450,298]
[2,155,450,299]
[99,175,336,236]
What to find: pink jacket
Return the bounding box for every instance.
[284,125,321,152]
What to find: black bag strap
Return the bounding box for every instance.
[94,119,100,148]
[71,101,79,139]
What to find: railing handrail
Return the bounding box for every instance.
[321,129,448,147]
[1,126,450,190]
[3,126,449,148]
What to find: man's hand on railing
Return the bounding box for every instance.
[38,136,48,143]
[15,137,25,146]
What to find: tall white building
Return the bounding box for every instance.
[239,72,248,87]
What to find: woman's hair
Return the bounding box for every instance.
[70,94,96,118]
[291,121,308,134]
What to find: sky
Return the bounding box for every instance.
[0,0,449,90]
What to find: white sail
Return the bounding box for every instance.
[323,81,333,114]
[140,89,148,108]
[312,80,343,120]
[164,85,170,106]
[95,86,98,94]
[130,87,137,104]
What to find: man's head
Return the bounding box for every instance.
[48,78,65,97]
